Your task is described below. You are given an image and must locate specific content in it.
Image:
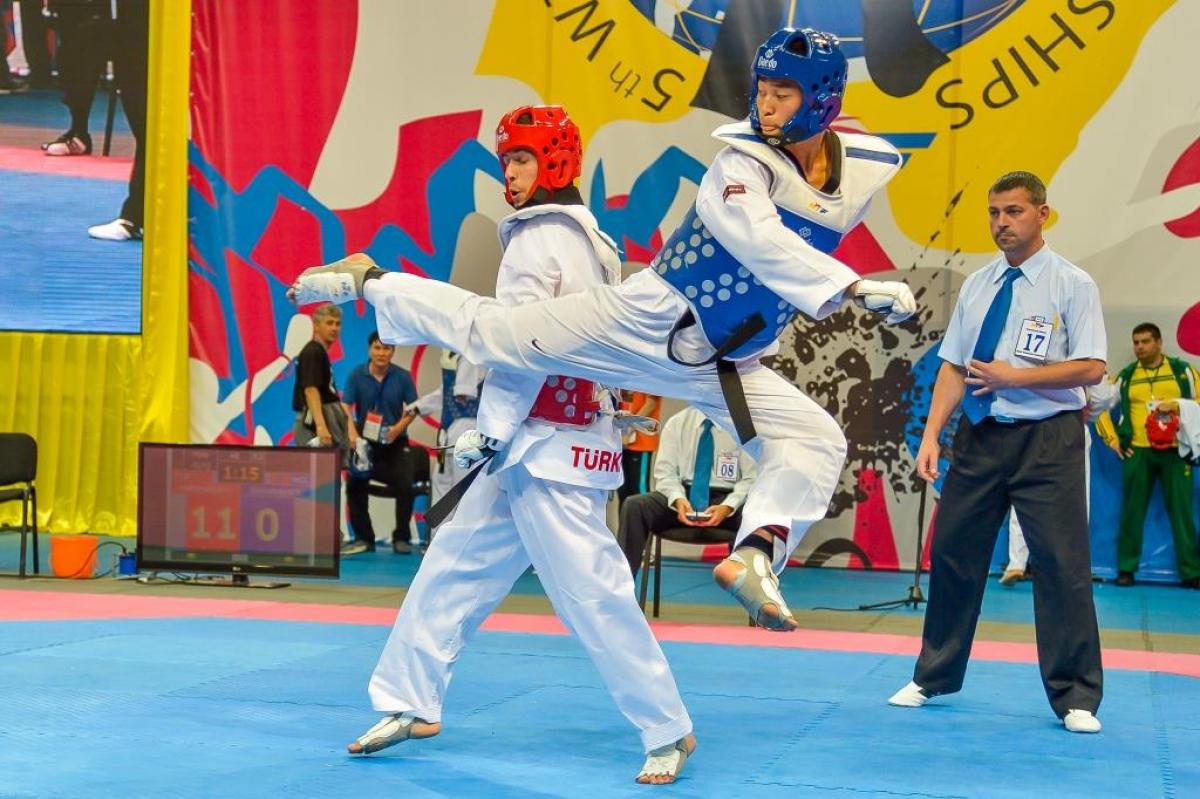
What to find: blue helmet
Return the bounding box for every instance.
[749,28,847,146]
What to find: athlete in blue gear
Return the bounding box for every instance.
[290,28,916,633]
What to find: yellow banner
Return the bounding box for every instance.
[477,0,708,137]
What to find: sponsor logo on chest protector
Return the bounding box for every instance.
[570,446,623,472]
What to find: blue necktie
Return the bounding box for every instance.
[961,267,1022,425]
[689,419,714,510]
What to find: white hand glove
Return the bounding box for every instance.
[452,429,504,470]
[612,411,660,437]
[853,279,918,324]
[287,253,380,305]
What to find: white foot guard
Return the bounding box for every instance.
[888,681,930,707]
[713,547,797,631]
[635,735,696,785]
[1063,709,1101,733]
[347,712,440,755]
[288,252,379,305]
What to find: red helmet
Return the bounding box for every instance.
[1147,410,1180,450]
[494,105,582,206]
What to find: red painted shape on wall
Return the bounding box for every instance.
[188,271,230,380]
[250,197,328,286]
[334,111,484,257]
[1177,303,1200,357]
[832,224,896,276]
[852,469,900,570]
[190,0,358,191]
[1162,136,1200,238]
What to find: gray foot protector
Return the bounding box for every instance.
[720,548,796,631]
[636,738,694,784]
[351,712,425,755]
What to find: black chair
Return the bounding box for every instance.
[365,443,433,545]
[367,478,432,545]
[637,525,736,618]
[0,433,39,578]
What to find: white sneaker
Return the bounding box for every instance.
[1063,709,1101,733]
[88,218,142,241]
[888,681,930,707]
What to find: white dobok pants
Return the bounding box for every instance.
[368,462,692,752]
[367,268,847,572]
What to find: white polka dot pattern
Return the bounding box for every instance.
[652,205,804,359]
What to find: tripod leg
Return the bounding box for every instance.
[857,481,931,611]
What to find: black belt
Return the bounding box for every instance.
[424,454,495,529]
[666,310,765,445]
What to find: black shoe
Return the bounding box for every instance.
[1114,571,1135,587]
[42,130,92,155]
[1181,577,1200,589]
[392,541,413,554]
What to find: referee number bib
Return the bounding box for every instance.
[1014,317,1053,362]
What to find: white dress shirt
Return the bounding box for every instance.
[652,407,757,510]
[939,243,1107,420]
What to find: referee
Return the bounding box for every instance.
[889,172,1107,733]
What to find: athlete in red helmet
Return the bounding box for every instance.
[292,29,916,636]
[345,105,696,785]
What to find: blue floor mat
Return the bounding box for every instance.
[0,616,1196,798]
[0,169,141,333]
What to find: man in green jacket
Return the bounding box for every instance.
[1096,322,1200,587]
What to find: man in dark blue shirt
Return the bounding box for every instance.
[343,331,420,553]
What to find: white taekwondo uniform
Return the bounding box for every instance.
[365,121,901,572]
[367,202,693,753]
[414,351,487,505]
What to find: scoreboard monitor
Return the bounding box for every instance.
[137,443,340,578]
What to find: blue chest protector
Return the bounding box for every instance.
[649,122,900,443]
[653,122,899,364]
[652,203,843,361]
[440,366,480,428]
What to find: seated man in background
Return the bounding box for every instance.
[343,331,419,554]
[618,406,757,579]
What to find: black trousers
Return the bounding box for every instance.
[53,0,145,224]
[18,1,52,85]
[617,449,653,505]
[114,0,146,226]
[53,4,109,134]
[346,442,415,547]
[617,489,741,578]
[914,411,1102,717]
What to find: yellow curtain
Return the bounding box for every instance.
[139,0,190,445]
[0,0,190,535]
